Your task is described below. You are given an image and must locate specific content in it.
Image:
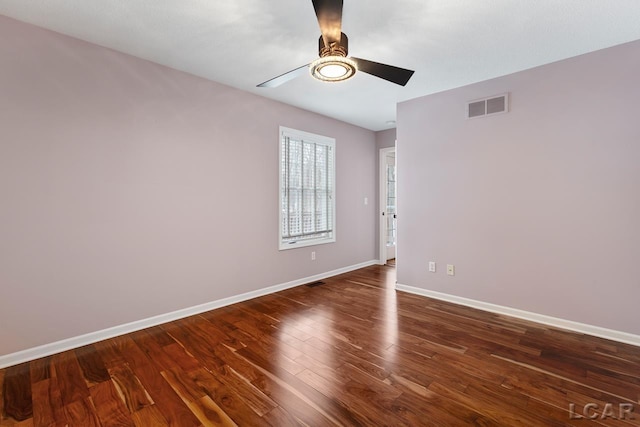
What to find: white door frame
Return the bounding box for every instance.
[379,147,396,264]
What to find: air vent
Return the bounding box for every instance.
[468,100,486,118]
[466,93,509,119]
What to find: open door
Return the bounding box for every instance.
[379,147,397,264]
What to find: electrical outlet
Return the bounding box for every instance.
[447,264,455,276]
[428,262,436,273]
[311,251,316,261]
[364,197,368,205]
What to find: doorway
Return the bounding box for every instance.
[379,147,396,265]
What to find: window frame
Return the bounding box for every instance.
[279,126,336,251]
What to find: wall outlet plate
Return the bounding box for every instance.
[447,264,455,276]
[428,262,436,272]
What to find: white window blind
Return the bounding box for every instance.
[279,127,335,250]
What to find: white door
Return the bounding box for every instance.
[385,152,397,260]
[379,147,397,263]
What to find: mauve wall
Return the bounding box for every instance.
[375,128,396,151]
[0,16,377,357]
[397,40,640,335]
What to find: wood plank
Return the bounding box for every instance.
[2,363,32,422]
[109,337,201,427]
[130,405,169,427]
[31,378,68,427]
[195,315,247,352]
[75,345,110,386]
[336,363,401,401]
[179,320,279,417]
[186,367,269,426]
[138,326,175,347]
[211,365,277,417]
[261,405,304,427]
[50,352,89,406]
[186,395,237,427]
[160,368,206,404]
[108,364,154,413]
[89,380,135,426]
[388,391,489,427]
[63,398,100,427]
[127,331,182,373]
[92,340,127,370]
[28,358,50,384]
[428,380,568,426]
[160,321,226,371]
[235,346,364,426]
[161,343,202,373]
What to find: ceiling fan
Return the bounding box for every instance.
[257,0,415,88]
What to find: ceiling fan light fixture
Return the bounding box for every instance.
[256,2,414,88]
[310,55,357,82]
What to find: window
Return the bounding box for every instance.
[279,126,335,250]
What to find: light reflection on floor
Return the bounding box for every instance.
[273,264,400,398]
[278,304,335,372]
[382,265,398,365]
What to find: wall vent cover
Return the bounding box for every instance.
[466,93,509,119]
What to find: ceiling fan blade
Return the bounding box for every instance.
[351,57,415,86]
[312,0,343,45]
[257,64,310,88]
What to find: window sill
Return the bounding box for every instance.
[279,238,335,251]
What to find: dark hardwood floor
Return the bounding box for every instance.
[1,265,639,426]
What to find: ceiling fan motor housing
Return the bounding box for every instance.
[319,32,349,57]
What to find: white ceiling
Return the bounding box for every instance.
[2,0,640,131]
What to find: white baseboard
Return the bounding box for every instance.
[0,260,378,369]
[396,283,640,348]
